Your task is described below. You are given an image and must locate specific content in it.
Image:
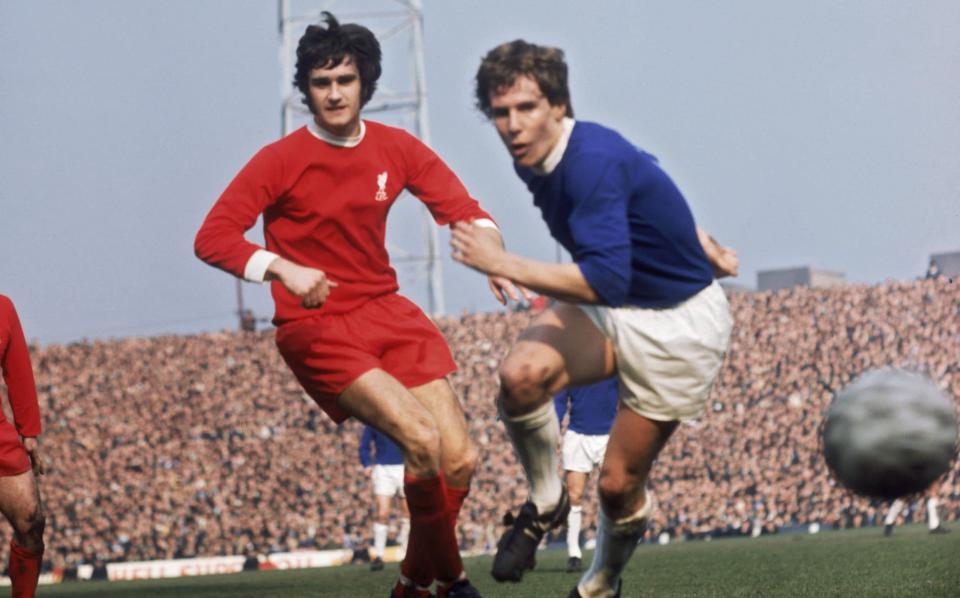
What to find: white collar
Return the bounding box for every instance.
[307,118,366,148]
[533,117,575,175]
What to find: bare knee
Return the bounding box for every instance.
[568,486,584,506]
[444,441,479,487]
[597,470,645,518]
[12,508,45,550]
[498,359,552,416]
[374,498,391,524]
[399,418,441,477]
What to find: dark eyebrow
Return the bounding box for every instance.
[310,73,357,86]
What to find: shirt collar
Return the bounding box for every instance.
[307,119,366,148]
[533,117,575,175]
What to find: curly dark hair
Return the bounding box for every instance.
[474,40,573,119]
[293,12,382,113]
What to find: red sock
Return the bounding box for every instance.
[401,474,464,586]
[9,541,42,598]
[445,484,469,529]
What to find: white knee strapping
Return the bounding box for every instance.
[578,490,655,598]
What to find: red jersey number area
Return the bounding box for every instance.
[275,293,456,422]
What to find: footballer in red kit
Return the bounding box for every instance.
[0,295,46,598]
[195,13,513,598]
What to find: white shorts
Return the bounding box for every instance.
[562,429,610,473]
[372,464,405,498]
[578,280,732,422]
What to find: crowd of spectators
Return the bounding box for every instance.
[2,277,958,572]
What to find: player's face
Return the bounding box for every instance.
[308,57,363,137]
[488,75,567,168]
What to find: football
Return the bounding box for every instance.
[822,368,958,500]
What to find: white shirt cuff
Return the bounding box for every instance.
[243,249,280,283]
[472,218,499,232]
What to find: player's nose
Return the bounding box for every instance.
[507,109,522,132]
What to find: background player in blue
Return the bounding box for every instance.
[453,40,737,597]
[554,378,619,573]
[359,425,410,571]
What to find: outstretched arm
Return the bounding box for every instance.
[468,224,534,305]
[451,222,601,304]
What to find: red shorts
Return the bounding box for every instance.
[0,421,31,477]
[275,293,457,423]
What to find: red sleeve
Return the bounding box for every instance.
[194,145,285,278]
[0,297,41,437]
[400,132,496,227]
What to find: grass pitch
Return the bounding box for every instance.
[42,525,958,597]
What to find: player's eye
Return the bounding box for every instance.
[337,75,357,85]
[311,78,331,88]
[490,108,509,119]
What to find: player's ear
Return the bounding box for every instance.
[550,102,567,121]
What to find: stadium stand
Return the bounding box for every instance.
[2,278,958,574]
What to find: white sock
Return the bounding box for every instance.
[927,498,940,530]
[501,401,563,513]
[373,522,388,557]
[435,570,467,591]
[884,499,904,526]
[397,574,431,592]
[567,505,583,558]
[577,492,654,598]
[398,517,411,554]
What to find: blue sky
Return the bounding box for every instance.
[2,0,958,343]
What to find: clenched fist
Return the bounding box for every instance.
[266,257,338,309]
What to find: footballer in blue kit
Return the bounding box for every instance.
[359,426,410,572]
[554,378,619,573]
[452,40,737,597]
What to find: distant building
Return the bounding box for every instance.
[757,267,846,292]
[928,251,960,279]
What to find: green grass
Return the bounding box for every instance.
[41,525,959,597]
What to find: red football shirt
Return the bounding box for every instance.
[195,120,494,324]
[0,295,41,437]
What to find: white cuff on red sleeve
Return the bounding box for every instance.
[472,218,499,232]
[244,249,280,283]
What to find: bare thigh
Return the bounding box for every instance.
[500,303,616,415]
[0,470,43,546]
[337,369,440,477]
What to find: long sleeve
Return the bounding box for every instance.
[359,427,373,467]
[401,132,496,227]
[553,391,569,427]
[565,158,632,307]
[0,296,41,437]
[194,145,285,281]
